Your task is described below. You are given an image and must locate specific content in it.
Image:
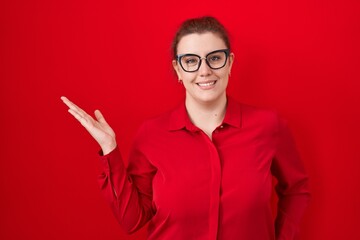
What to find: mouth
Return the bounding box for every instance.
[196,80,217,88]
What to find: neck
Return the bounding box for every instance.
[185,93,227,136]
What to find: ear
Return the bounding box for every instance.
[228,52,235,73]
[172,59,182,80]
[229,52,235,70]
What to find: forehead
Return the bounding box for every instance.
[177,32,227,55]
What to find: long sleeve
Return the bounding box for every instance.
[96,99,310,239]
[271,118,311,240]
[97,124,157,234]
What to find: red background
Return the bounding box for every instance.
[1,0,359,239]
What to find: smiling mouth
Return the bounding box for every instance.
[196,81,217,87]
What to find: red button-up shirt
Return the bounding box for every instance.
[98,97,310,240]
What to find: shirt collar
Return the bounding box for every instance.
[222,96,242,128]
[168,96,242,131]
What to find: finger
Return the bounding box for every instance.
[61,96,83,113]
[94,110,108,124]
[67,108,96,131]
[61,96,74,108]
[68,108,87,124]
[61,96,87,118]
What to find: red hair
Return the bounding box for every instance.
[171,16,231,59]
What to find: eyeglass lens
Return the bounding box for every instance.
[179,50,228,72]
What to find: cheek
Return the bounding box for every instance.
[181,73,196,84]
[217,70,230,80]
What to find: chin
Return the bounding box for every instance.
[192,92,226,104]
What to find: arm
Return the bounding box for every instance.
[98,140,156,233]
[271,118,311,240]
[61,96,156,233]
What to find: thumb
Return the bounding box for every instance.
[94,109,107,124]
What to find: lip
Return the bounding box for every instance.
[196,80,217,90]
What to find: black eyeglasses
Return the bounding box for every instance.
[176,49,230,73]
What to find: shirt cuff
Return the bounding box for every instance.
[98,146,125,173]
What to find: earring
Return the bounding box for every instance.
[178,79,183,84]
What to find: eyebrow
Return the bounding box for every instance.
[177,49,229,57]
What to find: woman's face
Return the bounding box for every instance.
[173,32,234,104]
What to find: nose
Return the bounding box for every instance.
[198,58,212,76]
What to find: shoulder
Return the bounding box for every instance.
[134,107,178,140]
[237,103,287,144]
[238,102,282,133]
[142,109,174,130]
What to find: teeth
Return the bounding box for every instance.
[197,81,216,87]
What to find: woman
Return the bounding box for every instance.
[61,16,310,240]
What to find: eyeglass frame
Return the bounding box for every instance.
[176,49,231,73]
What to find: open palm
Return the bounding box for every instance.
[61,96,117,155]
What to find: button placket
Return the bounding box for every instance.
[200,131,222,240]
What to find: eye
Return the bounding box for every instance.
[182,56,199,65]
[208,54,223,62]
